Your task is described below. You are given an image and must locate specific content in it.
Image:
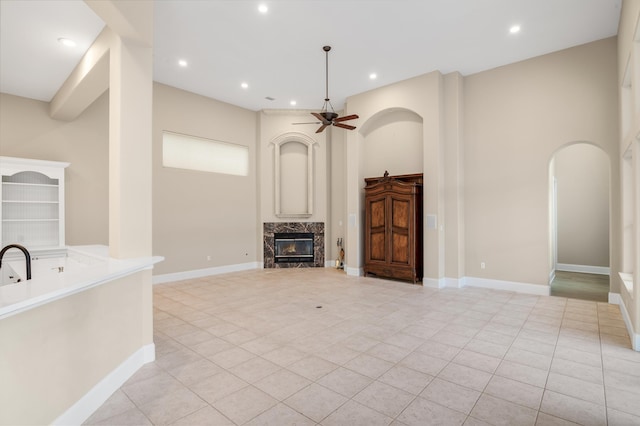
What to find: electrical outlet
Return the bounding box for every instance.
[207,255,211,261]
[480,262,486,269]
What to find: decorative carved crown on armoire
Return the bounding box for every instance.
[363,171,423,284]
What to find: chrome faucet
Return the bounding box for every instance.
[0,244,32,280]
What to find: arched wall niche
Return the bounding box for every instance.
[548,141,611,283]
[270,131,317,217]
[359,107,424,179]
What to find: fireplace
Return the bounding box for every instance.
[274,233,314,263]
[263,222,324,268]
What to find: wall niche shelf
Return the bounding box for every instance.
[0,157,70,250]
[270,132,317,218]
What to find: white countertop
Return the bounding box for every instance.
[0,245,163,320]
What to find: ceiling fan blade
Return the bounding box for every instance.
[311,112,326,122]
[334,114,359,122]
[333,122,356,130]
[315,124,329,133]
[292,122,321,125]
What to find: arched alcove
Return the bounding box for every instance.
[359,108,423,179]
[270,132,317,217]
[549,141,611,300]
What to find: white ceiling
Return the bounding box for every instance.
[0,0,622,112]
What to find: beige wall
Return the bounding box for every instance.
[258,110,328,224]
[360,109,423,179]
[555,143,610,267]
[1,85,260,276]
[329,126,347,262]
[443,72,465,281]
[152,83,258,275]
[0,92,109,246]
[464,37,619,287]
[617,0,640,346]
[345,71,445,280]
[0,37,622,290]
[257,110,332,262]
[0,271,151,425]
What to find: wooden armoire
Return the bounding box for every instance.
[364,172,423,284]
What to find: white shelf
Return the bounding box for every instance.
[1,156,69,248]
[3,219,59,222]
[2,200,59,204]
[2,182,59,188]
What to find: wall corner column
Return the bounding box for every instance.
[108,36,153,259]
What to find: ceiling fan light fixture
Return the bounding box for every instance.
[292,45,359,133]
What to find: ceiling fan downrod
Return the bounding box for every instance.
[323,45,333,113]
[291,44,359,133]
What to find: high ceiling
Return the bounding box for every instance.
[0,0,622,112]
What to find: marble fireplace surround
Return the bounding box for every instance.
[264,222,324,268]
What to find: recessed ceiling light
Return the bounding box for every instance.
[369,73,377,80]
[58,38,76,47]
[241,82,249,89]
[258,4,268,13]
[178,59,188,67]
[290,100,297,106]
[509,25,521,34]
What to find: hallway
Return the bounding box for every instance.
[551,271,609,303]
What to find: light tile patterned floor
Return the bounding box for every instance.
[84,268,640,426]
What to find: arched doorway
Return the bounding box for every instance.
[549,142,610,301]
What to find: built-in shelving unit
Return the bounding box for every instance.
[0,157,69,250]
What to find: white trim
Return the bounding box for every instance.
[608,292,621,305]
[153,262,260,284]
[464,276,550,296]
[618,298,640,351]
[52,343,155,426]
[549,269,556,285]
[325,259,345,269]
[423,277,446,289]
[345,266,363,277]
[445,277,465,288]
[556,263,610,275]
[270,132,317,217]
[619,272,634,293]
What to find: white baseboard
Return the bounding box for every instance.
[618,297,640,351]
[445,277,465,288]
[464,276,550,296]
[609,292,621,305]
[423,277,446,289]
[53,343,155,426]
[557,263,610,276]
[325,259,345,269]
[152,262,260,284]
[345,266,363,277]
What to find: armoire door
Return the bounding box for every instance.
[366,195,387,263]
[389,195,411,265]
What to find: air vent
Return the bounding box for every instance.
[265,96,276,101]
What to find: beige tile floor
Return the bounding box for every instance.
[84,268,640,426]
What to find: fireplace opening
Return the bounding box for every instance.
[274,232,314,263]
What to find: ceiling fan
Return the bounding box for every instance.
[294,46,359,134]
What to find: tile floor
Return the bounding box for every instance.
[84,268,640,426]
